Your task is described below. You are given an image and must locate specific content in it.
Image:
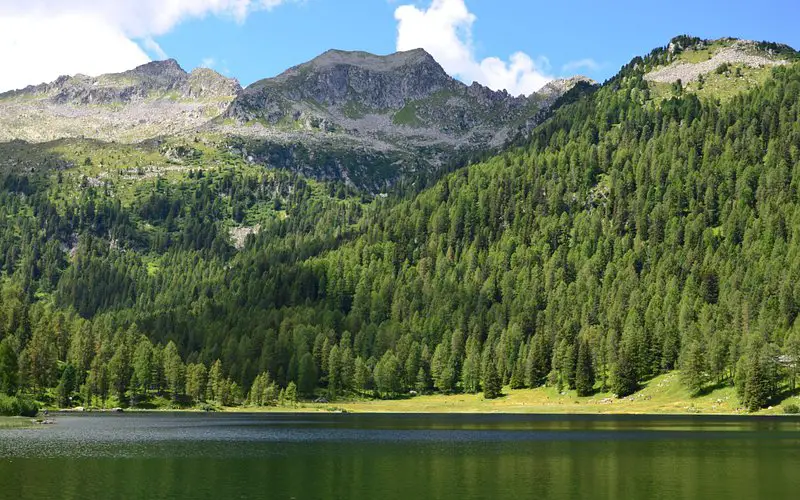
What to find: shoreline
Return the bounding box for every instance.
[37,373,800,417]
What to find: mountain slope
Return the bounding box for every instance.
[1,36,799,413]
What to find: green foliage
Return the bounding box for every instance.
[374,351,402,397]
[612,345,639,398]
[0,394,38,417]
[298,352,318,396]
[1,49,800,413]
[0,338,19,395]
[680,340,708,397]
[737,339,780,412]
[784,403,800,414]
[482,360,502,400]
[56,364,77,407]
[575,340,595,397]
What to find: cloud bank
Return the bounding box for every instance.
[0,1,289,92]
[395,0,552,96]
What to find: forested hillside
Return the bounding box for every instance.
[1,40,800,414]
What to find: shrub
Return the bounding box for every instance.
[783,403,800,415]
[0,394,40,417]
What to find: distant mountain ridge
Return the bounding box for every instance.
[0,59,241,144]
[0,49,593,187]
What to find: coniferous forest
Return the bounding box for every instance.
[2,46,800,415]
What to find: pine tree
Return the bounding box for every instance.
[680,340,707,396]
[0,338,18,395]
[207,359,224,402]
[298,352,318,397]
[132,338,153,395]
[374,351,401,396]
[163,341,185,401]
[284,381,298,407]
[56,363,77,407]
[483,360,502,399]
[186,363,208,402]
[354,356,371,394]
[612,344,638,398]
[575,340,595,397]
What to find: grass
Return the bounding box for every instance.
[226,372,800,416]
[392,104,423,127]
[647,64,775,105]
[0,417,34,428]
[35,372,800,416]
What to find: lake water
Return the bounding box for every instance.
[1,413,800,499]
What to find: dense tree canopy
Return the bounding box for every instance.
[1,57,799,412]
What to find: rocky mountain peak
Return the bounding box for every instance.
[538,76,597,98]
[127,59,186,78]
[306,48,439,72]
[237,48,456,113]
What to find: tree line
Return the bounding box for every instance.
[1,54,800,413]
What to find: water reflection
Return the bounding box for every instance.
[2,413,799,499]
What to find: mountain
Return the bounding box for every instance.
[0,49,593,189]
[217,49,592,187]
[0,60,241,144]
[1,36,800,415]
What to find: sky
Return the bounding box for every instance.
[0,0,798,96]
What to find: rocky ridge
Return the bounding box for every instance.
[0,50,595,187]
[645,39,790,83]
[0,60,241,143]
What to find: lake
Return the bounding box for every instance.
[1,413,800,499]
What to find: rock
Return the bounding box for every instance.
[645,39,789,84]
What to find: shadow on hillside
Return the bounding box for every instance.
[696,380,732,397]
[767,386,800,407]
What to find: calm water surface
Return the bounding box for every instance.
[1,413,799,499]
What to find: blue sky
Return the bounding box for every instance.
[1,0,799,94]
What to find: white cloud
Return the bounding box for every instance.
[562,58,600,73]
[0,15,150,92]
[395,0,552,96]
[0,1,291,92]
[142,37,169,60]
[200,57,217,69]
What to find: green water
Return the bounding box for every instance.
[1,413,799,499]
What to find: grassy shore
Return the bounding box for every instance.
[44,372,800,416]
[0,417,34,429]
[232,372,800,416]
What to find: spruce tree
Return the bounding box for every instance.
[575,340,595,397]
[680,340,707,396]
[0,338,18,396]
[56,363,77,407]
[612,345,638,398]
[298,352,318,397]
[483,360,502,399]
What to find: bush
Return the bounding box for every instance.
[783,403,800,415]
[16,397,39,417]
[0,394,39,417]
